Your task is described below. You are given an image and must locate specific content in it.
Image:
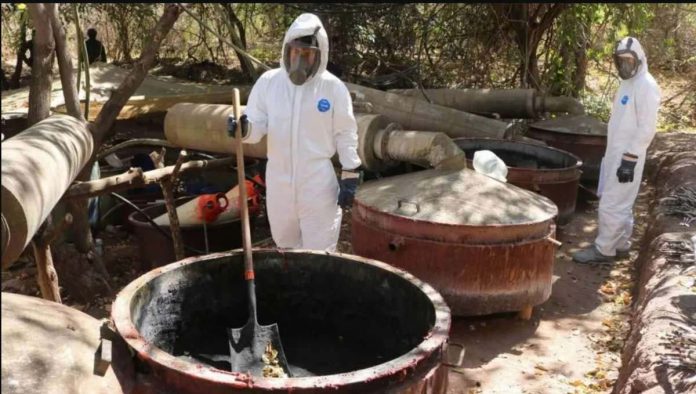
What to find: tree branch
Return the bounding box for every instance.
[91,3,183,145]
[97,138,179,160]
[65,157,234,200]
[151,147,186,261]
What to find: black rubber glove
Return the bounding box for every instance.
[227,114,250,138]
[338,170,362,209]
[616,158,637,183]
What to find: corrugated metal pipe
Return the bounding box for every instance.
[389,88,585,119]
[2,115,94,267]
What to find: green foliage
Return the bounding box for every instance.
[580,91,614,123]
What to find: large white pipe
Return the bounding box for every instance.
[390,88,585,118]
[164,103,268,159]
[2,115,93,267]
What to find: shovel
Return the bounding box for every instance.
[227,88,291,377]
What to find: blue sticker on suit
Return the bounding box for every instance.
[317,98,331,112]
[621,95,629,105]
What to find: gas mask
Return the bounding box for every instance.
[283,31,321,86]
[613,38,641,80]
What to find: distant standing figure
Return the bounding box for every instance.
[85,28,107,64]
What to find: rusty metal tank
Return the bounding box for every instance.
[110,249,455,393]
[351,168,559,317]
[527,114,607,184]
[1,292,122,394]
[127,200,257,269]
[453,137,582,224]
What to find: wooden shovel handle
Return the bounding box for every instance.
[233,89,255,282]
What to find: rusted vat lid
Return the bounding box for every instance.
[530,114,607,137]
[1,292,122,394]
[354,168,557,243]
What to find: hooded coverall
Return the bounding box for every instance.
[595,37,661,256]
[242,13,361,252]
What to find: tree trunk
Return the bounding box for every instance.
[116,9,133,63]
[27,4,55,127]
[572,41,588,97]
[47,3,83,121]
[492,3,569,91]
[222,3,257,81]
[10,14,27,89]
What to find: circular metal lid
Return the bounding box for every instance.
[355,168,558,227]
[1,292,122,394]
[530,114,607,137]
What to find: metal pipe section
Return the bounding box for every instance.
[1,115,94,268]
[164,103,268,159]
[389,88,585,119]
[166,106,466,172]
[345,83,511,139]
[374,129,468,170]
[542,95,586,117]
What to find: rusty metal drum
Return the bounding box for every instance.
[351,168,559,317]
[1,292,122,394]
[111,249,454,393]
[453,137,582,224]
[527,114,607,184]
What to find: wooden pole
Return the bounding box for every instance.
[30,214,72,303]
[150,148,187,261]
[233,88,254,269]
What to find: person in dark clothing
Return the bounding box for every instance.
[85,28,107,64]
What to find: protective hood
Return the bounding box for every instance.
[613,36,648,80]
[281,13,329,84]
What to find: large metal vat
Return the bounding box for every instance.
[127,201,257,269]
[1,292,122,394]
[527,115,607,184]
[454,138,582,224]
[352,168,559,317]
[111,249,453,393]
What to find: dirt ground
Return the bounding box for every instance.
[1,179,650,394]
[444,184,652,394]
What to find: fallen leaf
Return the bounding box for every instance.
[599,283,615,295]
[569,379,586,387]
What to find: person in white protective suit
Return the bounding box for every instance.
[238,13,361,252]
[573,36,661,264]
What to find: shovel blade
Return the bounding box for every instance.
[228,320,291,377]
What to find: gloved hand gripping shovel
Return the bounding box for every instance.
[226,88,291,377]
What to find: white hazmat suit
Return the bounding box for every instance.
[242,14,361,252]
[583,37,661,261]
